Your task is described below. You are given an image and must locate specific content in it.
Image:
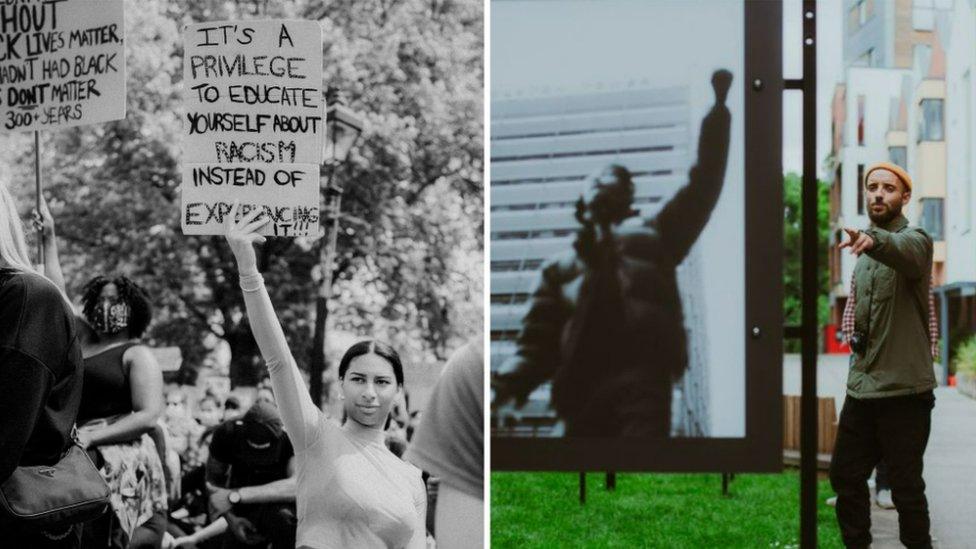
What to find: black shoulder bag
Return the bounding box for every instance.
[0,429,111,528]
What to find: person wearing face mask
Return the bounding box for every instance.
[223,203,427,549]
[34,202,168,548]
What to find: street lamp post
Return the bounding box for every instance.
[309,88,364,407]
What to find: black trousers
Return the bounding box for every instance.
[829,392,935,549]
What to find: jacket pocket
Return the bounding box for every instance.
[871,267,897,302]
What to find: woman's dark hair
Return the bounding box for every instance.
[338,340,405,386]
[80,275,153,338]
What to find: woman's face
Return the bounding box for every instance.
[88,282,131,336]
[341,353,401,428]
[165,392,186,419]
[197,399,222,427]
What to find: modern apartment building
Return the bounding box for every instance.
[829,0,950,336]
[490,86,710,436]
[935,0,976,378]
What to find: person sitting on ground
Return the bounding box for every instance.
[205,396,297,549]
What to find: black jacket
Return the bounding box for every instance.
[0,269,83,481]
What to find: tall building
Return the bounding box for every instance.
[935,0,976,379]
[828,0,949,340]
[490,86,710,436]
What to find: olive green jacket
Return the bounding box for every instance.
[848,215,936,398]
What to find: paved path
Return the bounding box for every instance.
[784,355,976,548]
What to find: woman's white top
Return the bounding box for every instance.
[241,274,426,548]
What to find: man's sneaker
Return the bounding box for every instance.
[875,489,895,509]
[826,496,837,507]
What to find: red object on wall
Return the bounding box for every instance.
[824,324,851,354]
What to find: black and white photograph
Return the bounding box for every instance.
[490,0,783,471]
[0,1,483,548]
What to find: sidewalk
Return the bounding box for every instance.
[784,356,976,547]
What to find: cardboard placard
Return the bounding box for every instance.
[0,0,126,132]
[181,162,320,237]
[181,20,323,236]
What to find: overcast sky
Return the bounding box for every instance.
[491,0,844,179]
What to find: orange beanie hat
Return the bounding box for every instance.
[864,162,912,192]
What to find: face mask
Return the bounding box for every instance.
[90,299,130,335]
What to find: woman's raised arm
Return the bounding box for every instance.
[224,202,322,450]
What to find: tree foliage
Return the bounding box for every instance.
[2,0,483,387]
[782,172,830,353]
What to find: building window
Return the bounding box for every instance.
[888,146,907,170]
[849,0,873,32]
[913,0,935,31]
[965,70,973,234]
[918,99,944,142]
[857,164,865,215]
[919,198,944,241]
[857,95,865,145]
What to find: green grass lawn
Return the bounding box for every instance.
[491,471,843,548]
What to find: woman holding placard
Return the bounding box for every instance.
[35,201,169,548]
[223,202,427,549]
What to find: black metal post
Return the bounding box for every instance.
[309,178,341,407]
[579,472,586,505]
[605,472,615,491]
[722,473,730,496]
[799,3,818,548]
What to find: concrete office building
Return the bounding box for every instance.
[490,86,710,436]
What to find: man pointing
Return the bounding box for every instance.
[829,162,936,549]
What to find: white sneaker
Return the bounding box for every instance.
[875,489,895,509]
[826,496,837,507]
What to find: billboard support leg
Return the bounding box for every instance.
[579,472,586,505]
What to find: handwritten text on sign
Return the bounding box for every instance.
[181,163,320,237]
[181,20,323,236]
[0,0,126,132]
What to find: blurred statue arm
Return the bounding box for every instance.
[648,70,732,264]
[492,261,571,408]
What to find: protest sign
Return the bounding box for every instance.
[181,19,323,237]
[0,0,126,132]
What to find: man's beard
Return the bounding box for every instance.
[868,201,902,224]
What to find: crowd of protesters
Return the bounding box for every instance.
[1,184,484,549]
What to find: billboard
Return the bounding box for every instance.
[490,0,782,471]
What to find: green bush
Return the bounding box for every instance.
[952,334,976,376]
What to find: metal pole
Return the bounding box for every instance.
[605,472,615,491]
[309,178,341,407]
[800,2,818,548]
[34,131,43,267]
[579,472,586,505]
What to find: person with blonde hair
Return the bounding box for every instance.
[0,181,85,547]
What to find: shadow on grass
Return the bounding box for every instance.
[491,471,843,548]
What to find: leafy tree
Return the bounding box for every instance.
[782,172,830,353]
[3,0,483,390]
